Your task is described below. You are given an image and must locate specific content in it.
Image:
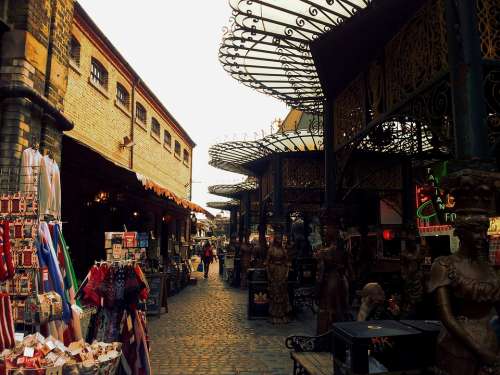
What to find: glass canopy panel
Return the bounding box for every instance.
[207,200,240,211]
[208,178,259,198]
[209,129,324,175]
[220,0,372,112]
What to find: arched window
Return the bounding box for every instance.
[174,140,181,157]
[151,117,160,138]
[69,36,81,66]
[136,102,146,124]
[164,130,172,148]
[90,58,108,89]
[116,83,130,108]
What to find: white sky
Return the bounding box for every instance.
[77,0,289,215]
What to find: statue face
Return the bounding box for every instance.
[460,227,489,254]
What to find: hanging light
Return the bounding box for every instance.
[383,229,395,241]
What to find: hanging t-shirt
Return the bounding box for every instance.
[39,155,61,219]
[19,147,42,193]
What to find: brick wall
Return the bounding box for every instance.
[64,20,192,199]
[0,0,74,181]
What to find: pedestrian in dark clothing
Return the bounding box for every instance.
[202,241,213,278]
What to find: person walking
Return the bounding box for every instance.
[201,241,213,278]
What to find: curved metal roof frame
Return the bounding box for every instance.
[219,0,372,113]
[207,200,240,211]
[210,128,324,175]
[208,178,258,198]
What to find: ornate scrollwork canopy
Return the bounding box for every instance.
[208,178,258,198]
[207,200,240,211]
[220,0,372,113]
[210,129,324,175]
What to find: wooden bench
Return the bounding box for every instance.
[291,352,333,375]
[286,331,333,375]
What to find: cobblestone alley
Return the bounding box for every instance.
[149,260,315,375]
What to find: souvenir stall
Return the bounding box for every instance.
[78,258,151,374]
[0,146,123,374]
[104,231,165,317]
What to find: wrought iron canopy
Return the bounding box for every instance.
[207,200,240,211]
[220,0,372,113]
[210,129,324,175]
[208,177,258,198]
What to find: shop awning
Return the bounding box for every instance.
[63,135,210,217]
[219,0,372,113]
[136,174,212,217]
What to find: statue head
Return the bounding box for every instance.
[454,215,490,258]
[360,282,385,306]
[443,169,496,259]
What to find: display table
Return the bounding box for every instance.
[332,320,424,374]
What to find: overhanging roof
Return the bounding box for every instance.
[207,200,240,211]
[219,0,372,113]
[209,129,324,175]
[310,0,427,100]
[208,178,258,199]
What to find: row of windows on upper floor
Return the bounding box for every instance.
[69,36,190,165]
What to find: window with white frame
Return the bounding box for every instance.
[151,117,161,138]
[69,36,81,66]
[136,102,146,124]
[116,83,130,108]
[164,130,172,148]
[90,58,108,89]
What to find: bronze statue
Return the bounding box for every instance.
[266,229,291,324]
[315,224,351,334]
[429,171,500,375]
[240,234,252,288]
[400,231,425,318]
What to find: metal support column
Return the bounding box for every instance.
[229,207,237,238]
[272,154,284,223]
[446,0,489,159]
[323,99,336,210]
[402,158,415,226]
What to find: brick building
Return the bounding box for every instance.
[0,1,201,275]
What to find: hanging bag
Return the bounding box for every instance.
[197,261,204,273]
[24,291,62,324]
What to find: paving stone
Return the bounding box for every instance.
[149,259,315,374]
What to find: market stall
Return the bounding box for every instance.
[0,149,127,373]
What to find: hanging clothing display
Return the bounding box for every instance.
[39,155,61,219]
[19,147,42,194]
[82,261,151,375]
[0,293,15,351]
[0,222,14,282]
[37,222,71,323]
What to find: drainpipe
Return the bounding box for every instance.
[130,78,140,169]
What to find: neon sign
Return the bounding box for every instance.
[416,166,455,227]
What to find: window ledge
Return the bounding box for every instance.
[163,144,172,152]
[114,100,131,118]
[88,77,109,99]
[183,161,190,167]
[135,118,147,131]
[69,60,81,75]
[151,133,161,144]
[174,153,181,161]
